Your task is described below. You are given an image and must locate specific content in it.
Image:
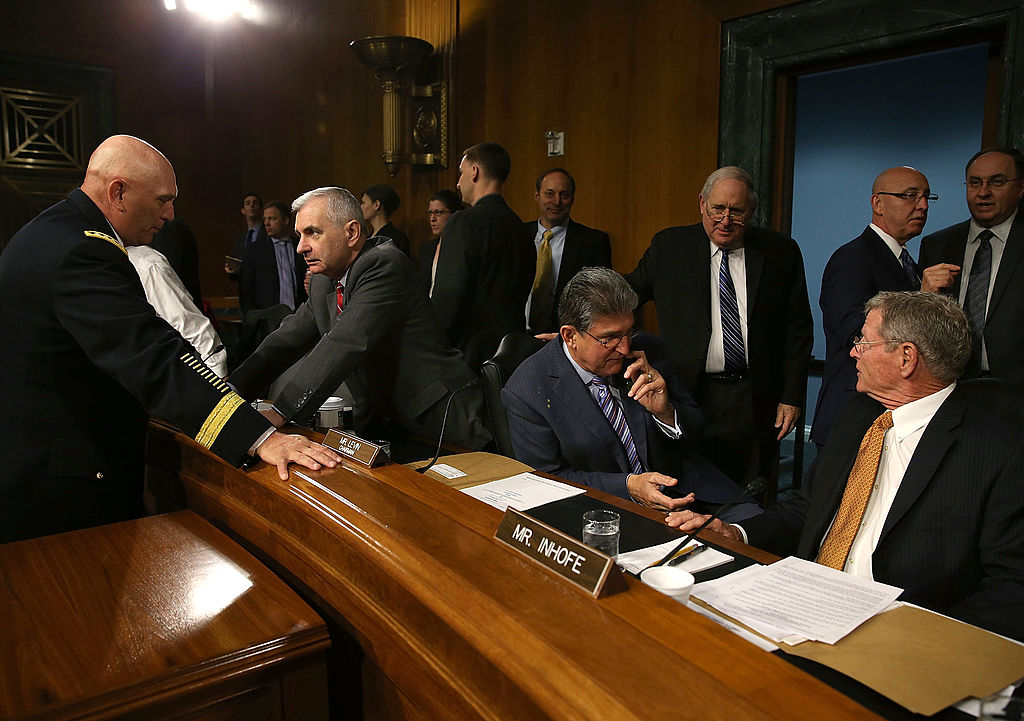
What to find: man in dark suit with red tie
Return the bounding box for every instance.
[667,291,1024,641]
[918,146,1024,384]
[524,168,612,334]
[811,166,937,448]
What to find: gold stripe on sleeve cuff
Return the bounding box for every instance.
[195,392,246,449]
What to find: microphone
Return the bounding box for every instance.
[649,476,765,568]
[416,377,480,474]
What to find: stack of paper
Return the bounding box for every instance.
[460,472,586,511]
[616,538,733,576]
[693,556,902,645]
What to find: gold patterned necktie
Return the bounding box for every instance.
[816,410,894,570]
[529,229,555,332]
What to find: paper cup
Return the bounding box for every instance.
[640,566,695,603]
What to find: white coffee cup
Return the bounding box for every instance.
[640,566,695,603]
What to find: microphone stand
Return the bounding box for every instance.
[416,378,478,474]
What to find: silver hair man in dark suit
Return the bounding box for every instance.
[668,291,1024,641]
[230,186,491,450]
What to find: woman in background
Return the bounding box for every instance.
[361,184,410,256]
[419,189,463,297]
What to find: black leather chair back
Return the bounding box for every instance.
[481,333,546,456]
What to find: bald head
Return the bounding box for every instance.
[81,135,177,246]
[870,166,930,245]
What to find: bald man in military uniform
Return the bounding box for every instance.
[0,135,340,542]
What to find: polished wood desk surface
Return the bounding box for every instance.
[146,421,882,721]
[0,510,329,721]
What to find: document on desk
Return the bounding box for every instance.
[615,538,733,576]
[460,472,586,511]
[693,556,902,645]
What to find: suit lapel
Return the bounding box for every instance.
[986,213,1024,319]
[743,234,764,322]
[878,392,962,541]
[549,342,631,470]
[866,229,915,290]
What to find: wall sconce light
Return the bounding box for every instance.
[351,35,448,176]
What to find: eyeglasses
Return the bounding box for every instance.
[851,335,903,352]
[703,200,748,224]
[582,327,639,349]
[965,177,1021,190]
[875,191,938,202]
[427,209,453,218]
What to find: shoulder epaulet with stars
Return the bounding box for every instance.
[84,229,127,256]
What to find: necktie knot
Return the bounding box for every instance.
[542,229,554,243]
[874,410,894,431]
[977,229,995,244]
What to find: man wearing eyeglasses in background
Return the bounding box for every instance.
[626,166,813,504]
[502,267,759,517]
[812,166,943,449]
[919,147,1024,384]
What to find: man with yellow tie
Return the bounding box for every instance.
[666,291,1024,641]
[524,168,611,334]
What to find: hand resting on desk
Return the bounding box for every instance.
[665,509,742,541]
[256,432,343,480]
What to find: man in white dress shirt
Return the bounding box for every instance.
[666,291,1024,640]
[127,245,228,376]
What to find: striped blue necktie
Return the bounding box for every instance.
[719,249,746,371]
[590,377,643,475]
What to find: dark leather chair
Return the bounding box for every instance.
[481,333,546,457]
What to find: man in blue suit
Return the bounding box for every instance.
[811,166,939,448]
[502,267,759,518]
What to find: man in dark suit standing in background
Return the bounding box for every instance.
[919,146,1024,384]
[666,291,1024,642]
[231,186,490,450]
[240,200,307,314]
[626,166,813,501]
[524,168,612,334]
[430,142,535,370]
[811,166,935,448]
[226,192,265,281]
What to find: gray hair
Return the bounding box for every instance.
[864,291,972,383]
[700,166,758,213]
[292,186,364,231]
[558,267,638,332]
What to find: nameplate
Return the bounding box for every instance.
[321,429,387,467]
[494,508,624,598]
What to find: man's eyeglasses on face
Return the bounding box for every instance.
[875,191,938,202]
[852,335,902,352]
[582,328,639,349]
[965,177,1021,190]
[703,200,748,224]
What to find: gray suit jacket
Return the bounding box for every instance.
[231,239,491,449]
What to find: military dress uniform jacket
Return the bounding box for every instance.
[0,189,271,542]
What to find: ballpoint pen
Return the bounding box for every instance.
[667,543,707,567]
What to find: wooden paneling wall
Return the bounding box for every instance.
[0,0,792,301]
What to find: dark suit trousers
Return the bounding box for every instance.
[695,375,778,500]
